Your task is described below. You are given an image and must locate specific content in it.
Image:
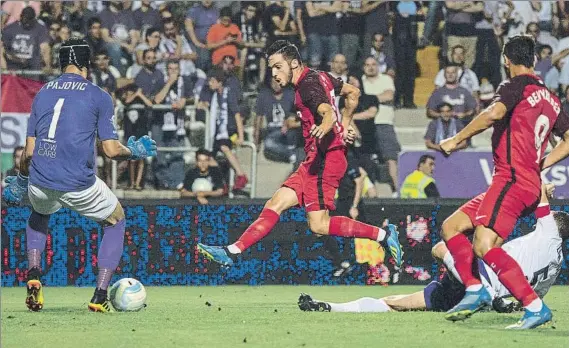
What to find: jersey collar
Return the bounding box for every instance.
[294,67,311,89]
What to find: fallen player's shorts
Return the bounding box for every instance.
[282,148,347,212]
[423,273,466,312]
[28,176,118,221]
[459,178,539,239]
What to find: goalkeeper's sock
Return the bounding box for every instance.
[26,211,49,271]
[328,216,386,242]
[97,219,126,290]
[329,298,391,313]
[229,208,280,253]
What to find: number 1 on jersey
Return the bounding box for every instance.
[48,98,65,139]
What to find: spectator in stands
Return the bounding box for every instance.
[329,54,349,83]
[207,7,242,67]
[2,6,51,72]
[254,78,296,163]
[38,1,67,27]
[48,21,62,46]
[1,1,41,27]
[535,44,553,79]
[128,27,162,79]
[180,149,225,204]
[424,102,468,152]
[85,17,105,60]
[526,21,558,53]
[158,19,197,76]
[507,1,541,38]
[361,57,400,196]
[4,146,24,178]
[51,24,70,69]
[135,49,164,100]
[562,86,569,115]
[393,1,419,109]
[426,65,477,125]
[263,1,298,51]
[90,50,119,95]
[444,1,483,69]
[369,33,395,78]
[435,45,480,96]
[473,1,502,93]
[294,1,308,57]
[99,1,140,76]
[133,0,161,38]
[68,1,95,36]
[305,1,341,69]
[535,1,555,33]
[400,154,439,199]
[117,83,154,190]
[362,1,393,63]
[185,0,219,71]
[204,67,248,191]
[236,2,266,89]
[338,0,363,72]
[478,79,495,109]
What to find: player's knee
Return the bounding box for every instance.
[29,210,50,233]
[307,216,330,235]
[431,241,448,260]
[105,202,125,225]
[441,218,458,241]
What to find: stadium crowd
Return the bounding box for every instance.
[3,1,569,199]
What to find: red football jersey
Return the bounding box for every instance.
[294,67,345,159]
[490,74,569,194]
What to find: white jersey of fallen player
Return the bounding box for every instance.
[481,212,563,299]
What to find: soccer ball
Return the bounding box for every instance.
[109,278,147,312]
[191,178,213,192]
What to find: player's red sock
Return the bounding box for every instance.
[482,247,538,306]
[328,216,381,241]
[445,234,481,287]
[232,208,280,252]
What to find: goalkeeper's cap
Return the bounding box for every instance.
[59,38,91,71]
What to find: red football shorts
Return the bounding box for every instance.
[459,178,539,239]
[282,149,347,212]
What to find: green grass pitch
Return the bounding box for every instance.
[2,285,567,348]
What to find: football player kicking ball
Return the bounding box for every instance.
[2,39,157,312]
[438,35,569,329]
[198,40,403,269]
[299,185,567,315]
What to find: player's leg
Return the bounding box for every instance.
[431,241,462,282]
[198,186,299,266]
[58,177,125,312]
[25,184,63,311]
[473,224,552,329]
[297,293,391,313]
[220,144,246,177]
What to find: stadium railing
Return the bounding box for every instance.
[114,104,258,198]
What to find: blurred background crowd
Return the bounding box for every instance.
[3,1,569,201]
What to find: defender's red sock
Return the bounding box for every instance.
[328,216,384,241]
[446,234,481,287]
[482,248,538,306]
[231,209,280,252]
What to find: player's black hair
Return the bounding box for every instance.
[552,211,569,240]
[196,148,212,159]
[437,102,453,111]
[503,35,536,68]
[87,16,101,29]
[220,6,232,18]
[59,38,91,71]
[266,40,302,63]
[208,67,227,84]
[417,154,435,169]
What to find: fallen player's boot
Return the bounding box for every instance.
[298,293,331,312]
[445,286,492,321]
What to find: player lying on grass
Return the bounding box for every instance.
[197,40,403,269]
[2,38,157,313]
[299,184,566,316]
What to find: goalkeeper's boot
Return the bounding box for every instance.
[197,243,235,267]
[382,224,404,268]
[25,267,44,312]
[445,285,492,321]
[506,303,553,329]
[298,293,331,312]
[88,288,112,313]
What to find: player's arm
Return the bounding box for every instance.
[101,139,134,160]
[339,82,361,129]
[440,102,506,155]
[541,111,569,169]
[312,103,337,138]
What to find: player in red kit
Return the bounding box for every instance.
[197,40,403,269]
[439,35,569,329]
